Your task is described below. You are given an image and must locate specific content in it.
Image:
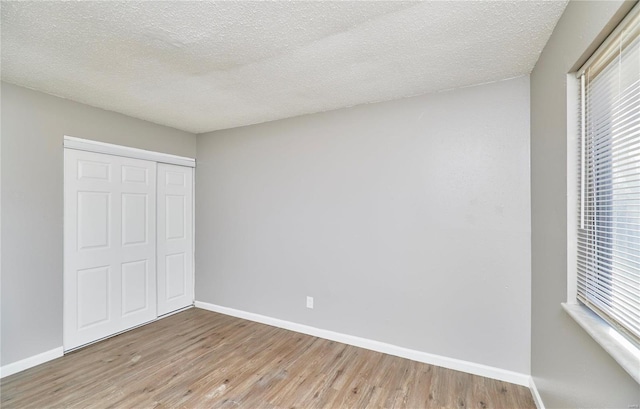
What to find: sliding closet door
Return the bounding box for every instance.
[64,149,157,350]
[157,163,194,316]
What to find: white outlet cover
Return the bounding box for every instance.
[306,296,314,309]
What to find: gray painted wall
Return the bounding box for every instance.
[0,82,196,366]
[530,1,640,407]
[196,76,531,374]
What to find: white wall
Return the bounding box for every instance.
[196,76,531,375]
[0,82,196,367]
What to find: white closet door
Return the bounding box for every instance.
[64,149,157,350]
[157,163,194,316]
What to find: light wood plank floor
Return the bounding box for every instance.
[1,308,535,408]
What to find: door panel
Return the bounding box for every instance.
[122,165,148,184]
[165,253,186,300]
[78,160,111,181]
[157,164,193,316]
[166,195,185,240]
[77,266,110,328]
[122,194,147,246]
[64,149,157,351]
[77,192,110,250]
[121,260,148,315]
[165,171,185,186]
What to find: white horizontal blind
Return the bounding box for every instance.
[577,6,640,346]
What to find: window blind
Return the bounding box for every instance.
[577,5,640,346]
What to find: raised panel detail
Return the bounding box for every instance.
[166,195,185,240]
[165,171,185,187]
[122,260,147,315]
[166,253,186,300]
[78,160,110,181]
[78,192,110,250]
[122,194,147,246]
[77,266,109,328]
[122,166,148,184]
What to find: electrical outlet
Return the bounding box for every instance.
[306,296,314,309]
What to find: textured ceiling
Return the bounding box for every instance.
[1,1,567,134]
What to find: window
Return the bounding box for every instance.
[576,5,640,348]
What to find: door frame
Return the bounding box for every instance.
[64,136,196,168]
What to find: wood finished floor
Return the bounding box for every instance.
[1,308,535,408]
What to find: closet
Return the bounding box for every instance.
[63,137,194,351]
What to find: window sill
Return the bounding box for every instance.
[562,303,640,384]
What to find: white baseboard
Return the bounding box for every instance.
[195,301,530,386]
[529,377,546,409]
[0,347,64,378]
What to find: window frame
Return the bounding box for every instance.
[564,2,640,384]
